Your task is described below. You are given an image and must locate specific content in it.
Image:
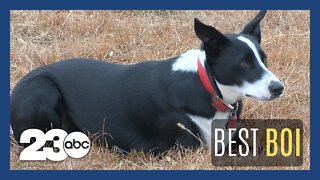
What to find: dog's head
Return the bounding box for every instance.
[194,10,284,103]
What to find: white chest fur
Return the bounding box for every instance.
[188,112,233,149]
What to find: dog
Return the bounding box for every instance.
[11,10,284,154]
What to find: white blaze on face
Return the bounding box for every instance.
[236,36,283,100]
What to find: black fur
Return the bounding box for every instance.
[11,11,268,154]
[11,59,205,153]
[241,10,267,43]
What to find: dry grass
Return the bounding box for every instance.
[10,10,310,170]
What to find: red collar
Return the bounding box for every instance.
[197,56,236,113]
[197,56,238,128]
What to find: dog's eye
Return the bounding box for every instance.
[240,58,252,68]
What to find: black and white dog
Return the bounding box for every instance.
[11,10,284,154]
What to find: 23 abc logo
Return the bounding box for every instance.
[19,129,91,161]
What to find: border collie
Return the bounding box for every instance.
[11,10,284,154]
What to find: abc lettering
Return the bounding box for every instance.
[19,129,91,161]
[64,139,90,149]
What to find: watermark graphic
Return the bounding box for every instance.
[19,129,91,161]
[211,119,303,166]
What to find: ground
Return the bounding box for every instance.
[10,10,310,170]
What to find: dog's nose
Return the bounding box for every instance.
[268,81,284,96]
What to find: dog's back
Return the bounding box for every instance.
[10,58,201,153]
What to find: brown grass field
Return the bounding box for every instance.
[10,10,310,170]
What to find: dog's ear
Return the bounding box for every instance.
[241,10,267,43]
[194,18,229,46]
